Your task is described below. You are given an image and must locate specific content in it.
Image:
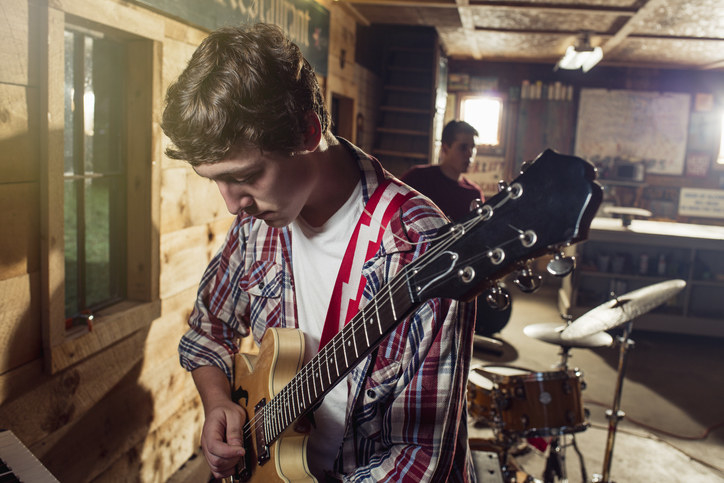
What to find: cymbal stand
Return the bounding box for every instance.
[555,314,574,370]
[592,320,635,483]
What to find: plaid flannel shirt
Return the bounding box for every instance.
[179,139,477,482]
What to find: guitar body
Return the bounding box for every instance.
[232,328,316,482]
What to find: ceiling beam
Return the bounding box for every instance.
[339,0,636,13]
[456,0,482,59]
[601,0,666,54]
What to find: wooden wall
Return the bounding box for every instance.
[0,0,362,480]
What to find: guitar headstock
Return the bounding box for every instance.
[408,149,602,302]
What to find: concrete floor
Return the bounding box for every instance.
[470,280,724,483]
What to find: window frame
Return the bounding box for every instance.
[40,10,161,374]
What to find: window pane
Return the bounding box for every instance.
[64,27,126,320]
[84,177,114,307]
[64,180,79,318]
[84,36,95,175]
[64,31,76,175]
[462,97,502,146]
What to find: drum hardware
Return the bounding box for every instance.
[558,280,687,483]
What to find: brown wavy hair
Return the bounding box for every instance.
[162,23,330,166]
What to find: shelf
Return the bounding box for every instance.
[389,65,432,74]
[376,127,429,136]
[380,106,432,115]
[373,149,428,160]
[384,85,430,94]
[560,218,724,337]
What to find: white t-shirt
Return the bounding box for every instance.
[290,181,363,479]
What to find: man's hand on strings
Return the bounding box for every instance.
[200,399,247,478]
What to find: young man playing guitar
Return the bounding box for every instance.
[162,24,477,482]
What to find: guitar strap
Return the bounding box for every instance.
[318,179,414,350]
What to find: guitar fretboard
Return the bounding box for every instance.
[260,278,416,442]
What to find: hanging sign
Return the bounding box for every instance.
[136,0,329,75]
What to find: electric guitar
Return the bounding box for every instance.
[226,149,602,482]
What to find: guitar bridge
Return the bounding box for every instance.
[254,398,270,465]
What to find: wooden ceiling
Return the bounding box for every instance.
[340,0,724,70]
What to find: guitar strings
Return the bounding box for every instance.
[240,189,519,445]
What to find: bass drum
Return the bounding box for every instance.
[477,365,588,438]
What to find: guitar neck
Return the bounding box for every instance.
[256,271,418,443]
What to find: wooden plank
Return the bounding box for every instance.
[160,218,233,299]
[50,0,166,41]
[0,85,40,183]
[48,300,161,373]
[0,328,148,446]
[160,167,230,234]
[126,39,161,302]
[0,273,42,375]
[28,317,201,481]
[0,0,35,85]
[28,359,200,482]
[86,387,204,483]
[40,5,67,357]
[0,183,40,281]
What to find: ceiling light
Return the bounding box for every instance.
[556,32,603,72]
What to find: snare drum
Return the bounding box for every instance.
[475,365,588,437]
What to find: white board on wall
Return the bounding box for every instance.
[574,89,691,175]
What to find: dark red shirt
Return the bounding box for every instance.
[401,165,484,221]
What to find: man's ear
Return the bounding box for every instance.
[302,111,322,151]
[440,142,451,157]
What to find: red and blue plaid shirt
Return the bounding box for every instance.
[179,139,477,482]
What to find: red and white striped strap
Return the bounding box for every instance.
[318,179,414,350]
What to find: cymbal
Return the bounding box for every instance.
[561,279,686,340]
[524,322,613,348]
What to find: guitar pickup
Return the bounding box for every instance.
[254,398,270,465]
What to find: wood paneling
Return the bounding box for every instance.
[0,0,38,85]
[0,85,40,183]
[0,273,42,375]
[0,183,40,280]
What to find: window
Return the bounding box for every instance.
[42,14,161,373]
[460,96,504,148]
[64,28,127,320]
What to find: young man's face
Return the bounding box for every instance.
[442,132,477,174]
[194,146,316,228]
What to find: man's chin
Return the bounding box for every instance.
[262,217,292,228]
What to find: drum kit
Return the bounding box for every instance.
[467,279,687,483]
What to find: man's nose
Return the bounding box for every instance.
[217,182,253,215]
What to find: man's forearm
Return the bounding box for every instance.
[192,365,233,414]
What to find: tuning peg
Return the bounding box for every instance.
[484,284,511,311]
[513,264,542,293]
[469,198,484,211]
[519,160,533,173]
[497,180,508,192]
[547,251,576,277]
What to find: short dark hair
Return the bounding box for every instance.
[162,23,330,166]
[441,120,478,146]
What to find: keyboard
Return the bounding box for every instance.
[0,430,59,482]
